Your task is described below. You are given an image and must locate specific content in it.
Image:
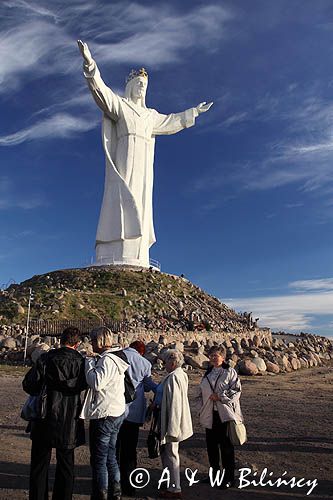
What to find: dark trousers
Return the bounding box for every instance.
[29,439,74,500]
[116,420,140,494]
[205,411,235,483]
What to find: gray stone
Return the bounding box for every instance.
[266,361,280,374]
[0,337,16,349]
[238,359,258,376]
[184,352,210,370]
[31,343,50,363]
[251,357,267,372]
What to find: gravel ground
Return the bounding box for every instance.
[0,364,332,500]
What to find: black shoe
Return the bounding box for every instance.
[96,490,108,500]
[219,480,236,490]
[109,481,122,500]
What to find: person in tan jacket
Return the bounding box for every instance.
[158,349,193,499]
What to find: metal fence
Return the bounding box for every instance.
[28,318,128,337]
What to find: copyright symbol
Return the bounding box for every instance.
[129,468,150,489]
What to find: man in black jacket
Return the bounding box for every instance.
[23,327,87,500]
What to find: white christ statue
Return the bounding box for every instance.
[78,40,213,268]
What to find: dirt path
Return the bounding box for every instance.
[0,365,332,500]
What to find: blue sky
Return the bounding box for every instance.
[1,0,333,336]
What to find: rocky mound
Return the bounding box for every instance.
[0,266,250,333]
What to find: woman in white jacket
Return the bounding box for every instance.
[80,327,129,500]
[158,349,193,499]
[199,345,243,489]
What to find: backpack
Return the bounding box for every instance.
[112,350,136,403]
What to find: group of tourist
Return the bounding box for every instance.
[22,327,243,500]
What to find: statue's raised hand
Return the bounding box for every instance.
[196,101,213,114]
[77,40,93,65]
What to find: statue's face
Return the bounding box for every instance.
[131,76,148,99]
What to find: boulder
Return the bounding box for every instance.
[282,355,292,372]
[170,341,184,352]
[266,361,280,374]
[31,343,50,363]
[0,337,16,349]
[252,335,261,347]
[238,359,259,376]
[144,351,158,364]
[240,337,249,348]
[198,345,205,355]
[184,352,210,370]
[7,350,24,362]
[290,357,299,370]
[251,357,267,372]
[17,304,25,315]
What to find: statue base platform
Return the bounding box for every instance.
[93,256,161,271]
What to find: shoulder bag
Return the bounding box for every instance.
[21,362,47,421]
[147,411,160,458]
[227,420,247,446]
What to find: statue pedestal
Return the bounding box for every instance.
[95,241,160,270]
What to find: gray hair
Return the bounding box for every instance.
[164,348,184,368]
[90,326,113,349]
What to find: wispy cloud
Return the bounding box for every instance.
[3,0,58,20]
[0,1,234,148]
[0,2,233,93]
[289,278,333,292]
[0,20,71,93]
[191,87,333,214]
[224,287,333,332]
[0,176,45,209]
[0,229,35,241]
[285,202,304,209]
[218,111,249,129]
[0,113,98,146]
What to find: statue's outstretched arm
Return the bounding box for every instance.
[196,101,214,114]
[153,101,213,136]
[77,40,120,120]
[77,40,94,67]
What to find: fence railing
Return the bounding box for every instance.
[87,256,161,271]
[28,318,128,337]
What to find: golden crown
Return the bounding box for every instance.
[126,67,148,83]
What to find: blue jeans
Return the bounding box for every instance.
[89,414,125,494]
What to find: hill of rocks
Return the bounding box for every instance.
[0,266,250,333]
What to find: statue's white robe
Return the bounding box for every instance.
[84,62,198,266]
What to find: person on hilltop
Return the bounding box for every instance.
[116,340,157,496]
[80,326,129,500]
[198,345,243,489]
[22,327,87,500]
[157,349,193,499]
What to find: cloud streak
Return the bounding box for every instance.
[224,289,333,331]
[289,278,333,292]
[0,113,98,146]
[0,176,45,209]
[0,2,233,92]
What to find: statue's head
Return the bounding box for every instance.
[125,68,148,106]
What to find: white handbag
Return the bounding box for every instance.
[227,420,247,446]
